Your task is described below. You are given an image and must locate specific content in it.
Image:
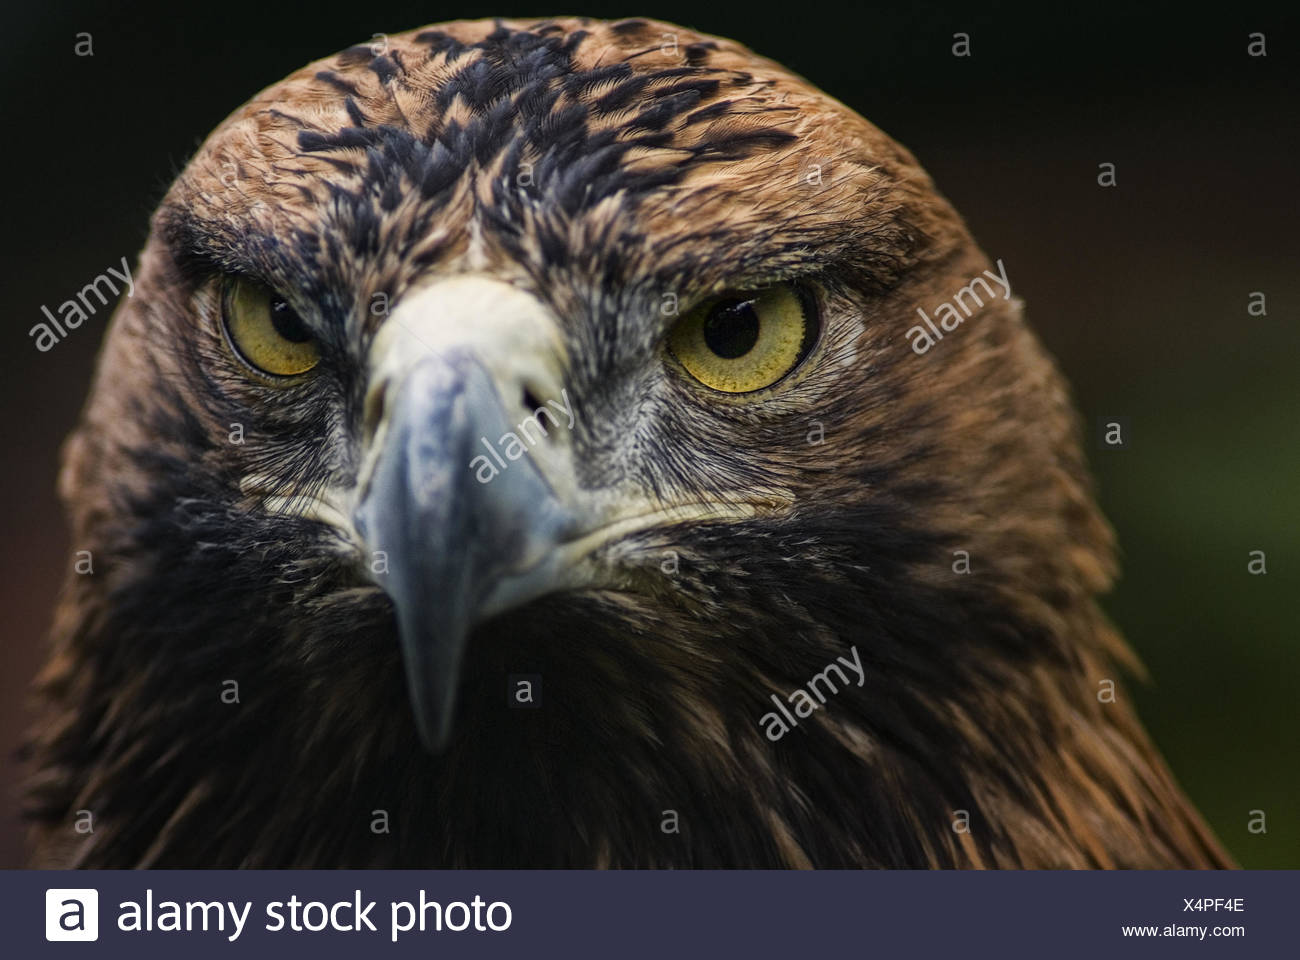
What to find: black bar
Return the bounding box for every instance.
[11,869,1295,958]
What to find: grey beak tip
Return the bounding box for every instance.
[414,712,454,754]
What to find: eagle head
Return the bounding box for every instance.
[27,17,1229,868]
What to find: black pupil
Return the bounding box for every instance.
[270,299,312,343]
[702,299,760,359]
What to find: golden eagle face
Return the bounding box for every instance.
[30,18,1229,869]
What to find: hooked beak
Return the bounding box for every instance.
[353,276,580,751]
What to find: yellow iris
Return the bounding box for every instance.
[222,278,320,377]
[668,284,812,393]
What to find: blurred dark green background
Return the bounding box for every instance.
[2,1,1295,867]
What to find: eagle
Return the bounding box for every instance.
[26,17,1231,869]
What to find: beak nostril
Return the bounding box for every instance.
[363,382,387,441]
[521,386,544,417]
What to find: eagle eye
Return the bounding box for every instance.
[221,277,320,378]
[668,284,816,393]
